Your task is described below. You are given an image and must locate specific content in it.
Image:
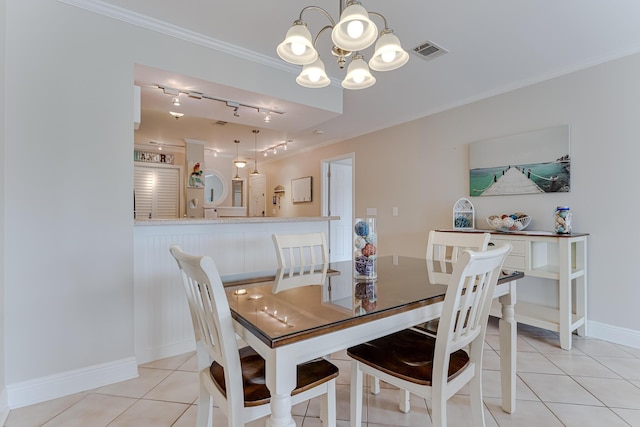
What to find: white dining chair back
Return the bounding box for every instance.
[272,232,329,293]
[170,245,338,427]
[348,243,511,427]
[426,230,491,285]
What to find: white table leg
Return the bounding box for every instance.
[265,355,297,427]
[498,281,517,414]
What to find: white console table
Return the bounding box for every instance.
[441,229,588,350]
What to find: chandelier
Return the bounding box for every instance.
[277,0,409,90]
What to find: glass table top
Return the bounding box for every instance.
[222,255,522,348]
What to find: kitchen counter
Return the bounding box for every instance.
[134,216,338,226]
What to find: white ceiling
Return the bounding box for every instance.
[99,0,640,160]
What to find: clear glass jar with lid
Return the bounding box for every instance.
[554,206,572,234]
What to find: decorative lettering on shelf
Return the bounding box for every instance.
[134,150,174,164]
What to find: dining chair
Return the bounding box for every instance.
[272,232,329,293]
[348,244,511,427]
[169,245,338,427]
[370,230,491,400]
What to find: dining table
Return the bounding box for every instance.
[222,255,522,427]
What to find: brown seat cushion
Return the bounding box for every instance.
[209,346,339,407]
[347,328,470,386]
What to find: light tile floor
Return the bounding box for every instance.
[6,318,640,426]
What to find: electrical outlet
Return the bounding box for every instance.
[366,207,377,216]
[393,207,398,216]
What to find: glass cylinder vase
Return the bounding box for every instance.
[354,218,377,280]
[554,206,572,234]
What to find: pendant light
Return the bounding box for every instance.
[233,139,247,168]
[250,129,260,175]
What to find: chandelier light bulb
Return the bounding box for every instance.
[381,50,396,63]
[277,21,318,65]
[369,30,409,72]
[308,70,321,82]
[291,42,306,56]
[331,1,377,52]
[343,54,376,89]
[296,57,330,88]
[347,20,364,39]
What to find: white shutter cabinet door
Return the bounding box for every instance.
[134,165,180,219]
[154,167,180,218]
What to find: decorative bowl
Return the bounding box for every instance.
[486,214,531,232]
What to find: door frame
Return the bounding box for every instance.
[321,152,355,261]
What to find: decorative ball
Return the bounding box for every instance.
[362,299,377,312]
[503,217,515,228]
[491,217,503,228]
[354,256,375,275]
[354,236,366,250]
[361,243,377,257]
[365,232,377,245]
[354,221,369,237]
[455,216,471,228]
[354,281,368,299]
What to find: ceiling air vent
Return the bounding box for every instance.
[412,41,447,61]
[213,120,228,126]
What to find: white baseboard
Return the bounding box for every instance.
[0,387,9,426]
[136,340,195,366]
[7,357,138,409]
[588,320,640,349]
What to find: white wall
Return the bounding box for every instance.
[2,0,340,407]
[263,52,640,346]
[0,0,7,420]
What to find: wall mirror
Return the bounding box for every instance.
[204,169,229,207]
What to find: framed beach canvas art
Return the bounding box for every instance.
[469,125,570,196]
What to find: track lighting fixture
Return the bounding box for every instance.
[152,84,284,121]
[260,141,291,157]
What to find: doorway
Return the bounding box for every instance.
[322,153,354,262]
[249,174,266,216]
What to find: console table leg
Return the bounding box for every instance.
[498,282,517,414]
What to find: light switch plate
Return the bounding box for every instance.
[393,207,398,216]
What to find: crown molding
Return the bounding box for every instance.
[57,0,341,88]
